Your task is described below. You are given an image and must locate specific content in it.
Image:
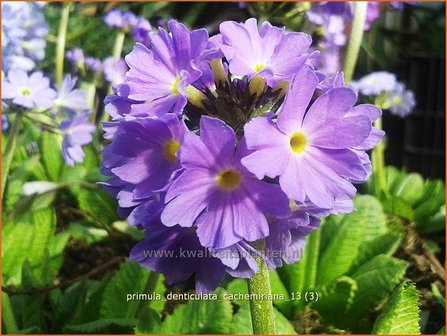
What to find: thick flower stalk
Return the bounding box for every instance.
[101,18,383,334]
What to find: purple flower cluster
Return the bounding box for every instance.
[102,19,383,292]
[2,2,49,72]
[1,67,94,167]
[66,49,129,88]
[104,9,152,45]
[351,71,416,117]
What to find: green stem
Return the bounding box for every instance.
[343,2,368,83]
[113,30,126,61]
[105,29,126,101]
[372,117,387,193]
[248,241,276,335]
[55,3,71,86]
[137,272,160,318]
[1,112,24,198]
[2,292,19,334]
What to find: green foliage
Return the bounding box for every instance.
[366,166,445,233]
[372,281,421,334]
[160,288,233,334]
[231,302,296,334]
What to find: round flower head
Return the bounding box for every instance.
[242,67,382,210]
[161,116,290,249]
[59,111,96,166]
[215,18,312,87]
[123,20,211,116]
[2,69,56,109]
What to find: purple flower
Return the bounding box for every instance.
[308,2,381,31]
[103,57,128,87]
[66,48,85,66]
[84,57,103,73]
[102,115,187,199]
[2,2,48,72]
[161,116,290,249]
[265,209,320,268]
[131,18,152,45]
[130,220,259,293]
[242,67,381,210]
[350,71,397,96]
[59,111,96,166]
[130,222,228,293]
[53,74,88,114]
[1,69,56,109]
[2,114,9,132]
[215,18,312,86]
[387,83,416,118]
[103,9,126,29]
[123,20,210,115]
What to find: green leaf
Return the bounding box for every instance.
[354,195,387,241]
[231,302,296,334]
[4,156,40,215]
[2,218,34,285]
[39,132,63,182]
[160,288,233,334]
[135,308,161,334]
[52,281,89,332]
[349,232,403,274]
[317,201,367,285]
[63,318,135,334]
[390,173,425,206]
[346,255,408,330]
[372,281,420,334]
[77,188,118,229]
[100,261,150,319]
[312,276,357,325]
[2,208,57,286]
[27,208,57,266]
[269,270,293,317]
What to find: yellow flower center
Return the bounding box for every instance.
[164,140,180,162]
[254,63,266,72]
[217,169,241,190]
[171,77,182,95]
[290,132,308,154]
[21,88,31,96]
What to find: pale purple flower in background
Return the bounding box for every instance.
[53,74,88,114]
[84,57,103,73]
[132,17,152,45]
[387,82,416,117]
[66,48,85,66]
[103,9,126,29]
[2,115,9,132]
[2,69,56,109]
[59,111,96,166]
[350,71,397,96]
[103,57,128,87]
[2,1,49,72]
